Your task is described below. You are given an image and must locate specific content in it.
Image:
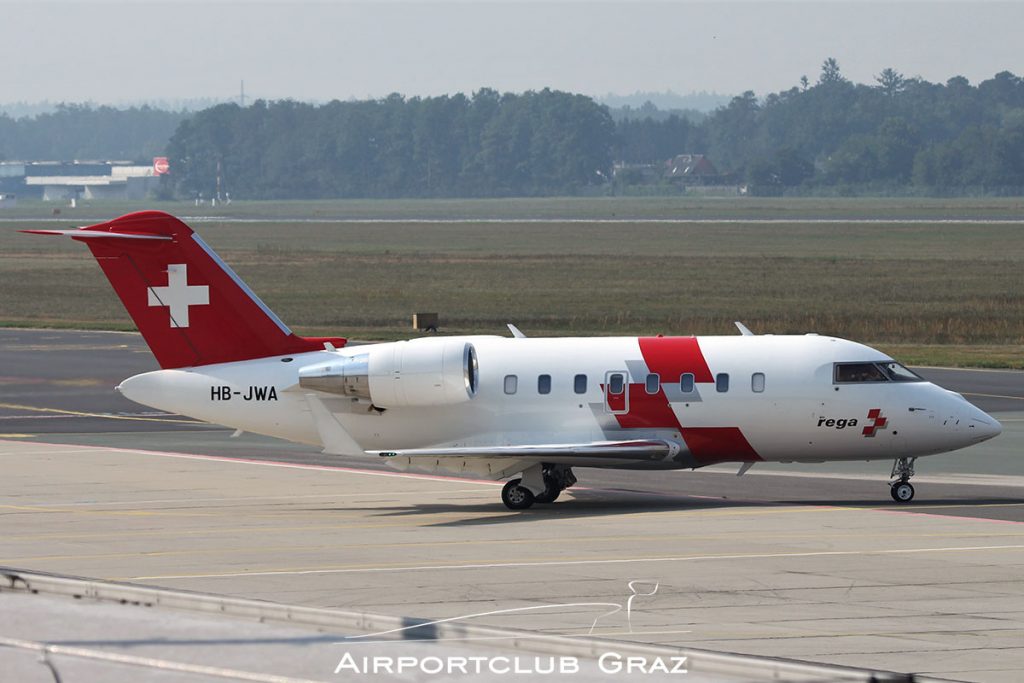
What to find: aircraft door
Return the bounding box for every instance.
[604,371,629,414]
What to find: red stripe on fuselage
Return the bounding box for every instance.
[615,336,713,429]
[638,336,713,383]
[608,337,761,463]
[613,385,681,429]
[680,427,762,464]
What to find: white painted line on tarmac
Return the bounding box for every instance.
[6,489,492,508]
[127,543,1024,581]
[7,217,1024,225]
[0,439,502,487]
[335,630,695,646]
[914,366,1024,374]
[962,391,1024,401]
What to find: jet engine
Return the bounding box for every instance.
[298,338,478,408]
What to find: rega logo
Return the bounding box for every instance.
[817,409,889,437]
[818,417,859,429]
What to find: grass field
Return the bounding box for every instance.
[1,197,1022,367]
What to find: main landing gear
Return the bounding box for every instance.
[501,464,577,510]
[889,456,918,503]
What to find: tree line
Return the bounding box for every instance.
[704,61,1024,193]
[164,65,1024,197]
[0,104,186,162]
[3,63,1023,196]
[165,89,615,198]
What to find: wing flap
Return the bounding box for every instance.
[375,439,679,461]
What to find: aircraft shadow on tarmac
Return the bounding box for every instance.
[304,493,751,526]
[302,491,1024,526]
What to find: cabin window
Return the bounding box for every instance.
[538,374,552,394]
[504,374,518,394]
[679,373,695,393]
[645,373,660,394]
[608,373,626,395]
[751,372,765,393]
[716,373,730,392]
[574,374,588,394]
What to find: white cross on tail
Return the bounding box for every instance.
[147,264,209,328]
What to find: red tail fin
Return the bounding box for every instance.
[23,211,345,368]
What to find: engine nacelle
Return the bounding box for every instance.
[298,338,478,408]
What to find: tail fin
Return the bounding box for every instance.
[23,211,345,368]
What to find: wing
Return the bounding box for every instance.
[373,439,682,479]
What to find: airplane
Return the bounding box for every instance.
[24,211,1003,510]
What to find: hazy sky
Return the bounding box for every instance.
[3,1,1022,105]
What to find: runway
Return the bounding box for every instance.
[2,328,1024,681]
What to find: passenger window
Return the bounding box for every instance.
[679,373,694,393]
[716,373,729,392]
[538,374,551,394]
[504,374,518,394]
[609,373,625,395]
[835,363,888,383]
[645,373,660,394]
[751,372,765,393]
[574,374,587,394]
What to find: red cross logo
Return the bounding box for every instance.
[862,409,888,437]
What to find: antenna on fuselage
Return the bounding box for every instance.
[734,321,754,336]
[507,323,527,338]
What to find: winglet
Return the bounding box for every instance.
[507,323,527,338]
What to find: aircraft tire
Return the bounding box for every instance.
[890,482,915,503]
[502,479,535,510]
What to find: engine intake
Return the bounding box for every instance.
[298,339,478,408]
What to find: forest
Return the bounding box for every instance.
[0,104,185,161]
[2,61,1023,197]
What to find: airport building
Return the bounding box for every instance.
[0,158,168,202]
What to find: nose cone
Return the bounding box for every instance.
[967,410,1002,443]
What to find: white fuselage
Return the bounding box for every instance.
[117,334,1001,472]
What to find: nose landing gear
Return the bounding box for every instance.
[889,457,917,503]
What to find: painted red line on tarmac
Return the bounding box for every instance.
[872,506,1024,526]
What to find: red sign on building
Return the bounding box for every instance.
[153,157,170,175]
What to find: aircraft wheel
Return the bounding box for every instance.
[501,479,535,510]
[890,482,915,503]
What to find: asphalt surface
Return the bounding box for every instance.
[2,327,1023,525]
[3,328,1024,681]
[4,436,1022,681]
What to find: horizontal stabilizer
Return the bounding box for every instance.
[20,229,172,241]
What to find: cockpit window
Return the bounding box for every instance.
[834,362,888,383]
[834,362,924,384]
[879,362,924,382]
